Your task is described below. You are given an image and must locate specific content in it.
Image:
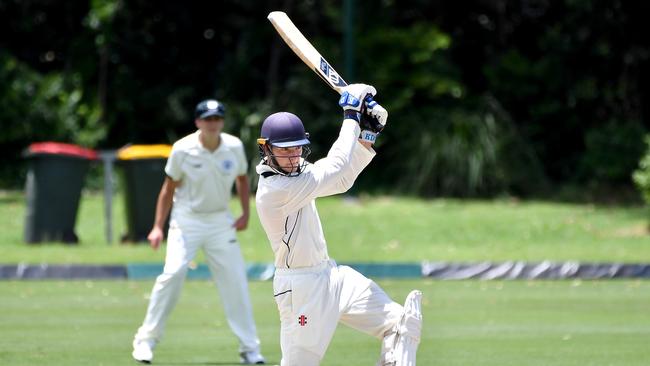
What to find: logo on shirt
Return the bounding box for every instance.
[298,315,308,327]
[221,159,234,173]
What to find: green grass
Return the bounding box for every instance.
[3,191,649,365]
[0,279,648,365]
[1,190,649,264]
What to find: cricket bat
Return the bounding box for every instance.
[267,11,348,94]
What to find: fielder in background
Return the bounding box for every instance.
[255,84,422,366]
[132,99,266,365]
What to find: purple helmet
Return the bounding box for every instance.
[260,112,310,147]
[258,112,311,176]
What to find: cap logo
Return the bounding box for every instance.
[207,100,220,110]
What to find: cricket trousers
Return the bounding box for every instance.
[273,260,403,366]
[134,211,261,353]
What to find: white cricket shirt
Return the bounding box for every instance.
[255,120,375,268]
[166,131,248,215]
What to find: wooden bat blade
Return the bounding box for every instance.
[267,11,347,94]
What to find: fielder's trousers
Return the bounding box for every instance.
[134,211,261,353]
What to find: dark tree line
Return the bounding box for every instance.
[1,0,649,199]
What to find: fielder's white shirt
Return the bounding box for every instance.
[255,119,375,268]
[166,131,248,215]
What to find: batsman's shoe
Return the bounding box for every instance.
[240,350,266,364]
[132,339,154,364]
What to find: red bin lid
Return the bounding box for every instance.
[27,142,98,160]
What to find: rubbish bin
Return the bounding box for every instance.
[23,142,98,243]
[116,144,172,242]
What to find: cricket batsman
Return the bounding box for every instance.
[255,84,422,365]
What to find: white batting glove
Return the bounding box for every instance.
[339,84,377,113]
[359,99,388,145]
[365,97,388,127]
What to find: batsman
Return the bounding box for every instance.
[255,83,422,365]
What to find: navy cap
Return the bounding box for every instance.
[195,99,225,119]
[261,112,310,148]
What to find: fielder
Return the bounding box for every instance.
[255,84,422,365]
[132,99,265,364]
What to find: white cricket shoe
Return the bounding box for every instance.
[132,339,154,364]
[240,350,266,364]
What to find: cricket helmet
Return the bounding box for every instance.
[257,112,311,176]
[259,112,310,147]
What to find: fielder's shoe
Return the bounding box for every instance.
[132,339,154,364]
[240,350,266,364]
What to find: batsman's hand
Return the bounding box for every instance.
[359,98,388,144]
[364,97,388,127]
[339,84,377,113]
[147,227,164,250]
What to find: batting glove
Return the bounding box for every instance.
[339,84,377,121]
[359,100,388,145]
[365,96,388,127]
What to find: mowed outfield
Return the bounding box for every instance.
[1,280,649,365]
[1,191,650,365]
[1,191,649,263]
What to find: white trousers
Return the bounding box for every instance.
[273,260,403,366]
[134,211,261,353]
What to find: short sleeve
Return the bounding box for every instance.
[235,142,248,176]
[164,146,184,181]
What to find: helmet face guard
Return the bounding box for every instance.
[258,142,311,176]
[258,112,311,177]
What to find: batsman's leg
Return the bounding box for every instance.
[274,262,340,366]
[377,290,422,366]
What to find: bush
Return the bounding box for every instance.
[581,120,646,185]
[0,52,105,188]
[633,135,650,205]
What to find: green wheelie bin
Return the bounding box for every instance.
[23,142,98,243]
